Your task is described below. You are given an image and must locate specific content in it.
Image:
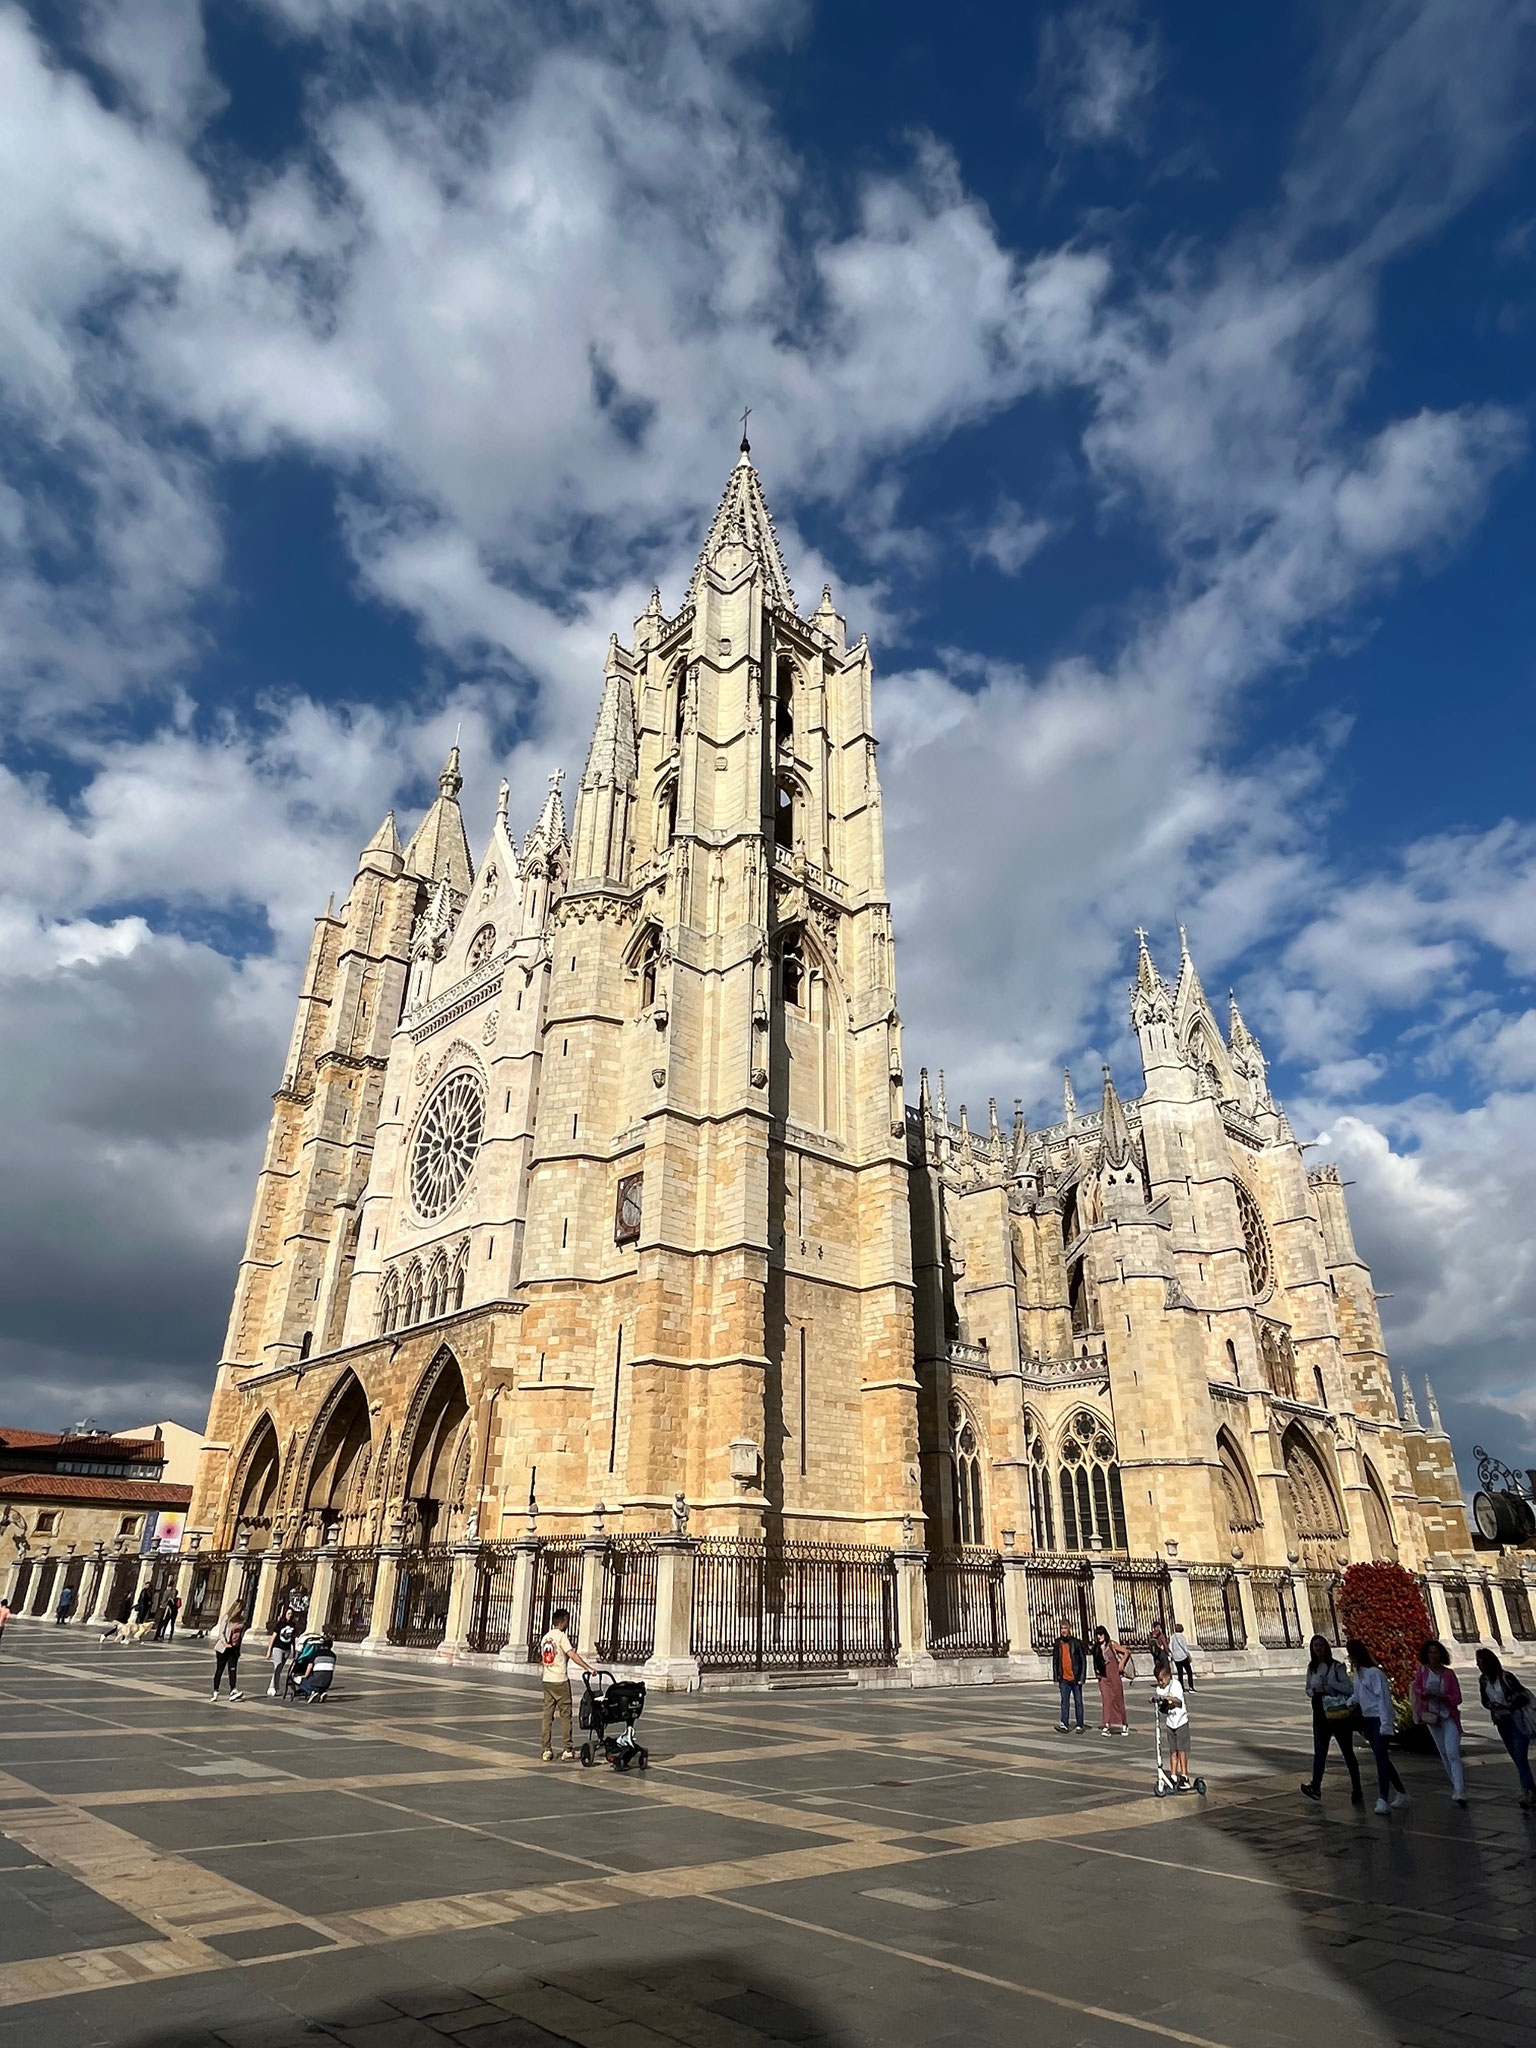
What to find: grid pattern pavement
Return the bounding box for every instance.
[0,1626,1532,2047]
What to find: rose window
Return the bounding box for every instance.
[410,1071,486,1219]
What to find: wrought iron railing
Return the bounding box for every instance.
[1441,1574,1479,1645]
[468,1543,519,1654]
[691,1538,896,1671]
[1500,1577,1535,1641]
[1306,1571,1344,1647]
[1022,1554,1093,1650]
[1250,1567,1304,1649]
[526,1537,586,1660]
[926,1550,1008,1658]
[326,1550,379,1642]
[182,1554,227,1632]
[387,1546,455,1648]
[1189,1565,1245,1650]
[269,1553,317,1623]
[1111,1560,1170,1648]
[596,1539,660,1665]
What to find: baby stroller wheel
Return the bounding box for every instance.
[580,1743,593,1768]
[637,1749,649,1770]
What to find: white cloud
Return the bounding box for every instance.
[970,497,1052,575]
[1037,1,1163,151]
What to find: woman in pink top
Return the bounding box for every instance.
[1411,1639,1466,1805]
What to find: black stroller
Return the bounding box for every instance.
[578,1670,648,1771]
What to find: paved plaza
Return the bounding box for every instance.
[0,1632,1532,2048]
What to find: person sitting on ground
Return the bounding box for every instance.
[1474,1647,1535,1810]
[1153,1657,1192,1785]
[292,1633,337,1703]
[1300,1634,1363,1806]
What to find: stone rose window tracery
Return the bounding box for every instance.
[1234,1179,1272,1299]
[467,924,497,972]
[410,1070,487,1220]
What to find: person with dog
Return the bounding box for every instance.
[538,1606,595,1762]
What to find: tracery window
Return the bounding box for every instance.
[1025,1411,1056,1551]
[1281,1424,1345,1571]
[402,1261,423,1327]
[410,1069,486,1221]
[1362,1459,1398,1561]
[774,776,795,850]
[1234,1180,1272,1299]
[425,1253,449,1321]
[781,930,805,1009]
[1218,1427,1260,1534]
[450,1241,468,1312]
[1259,1323,1298,1401]
[1054,1409,1128,1552]
[377,1270,400,1336]
[658,779,678,851]
[638,929,662,1010]
[673,660,688,743]
[467,924,497,971]
[949,1398,985,1546]
[775,658,794,754]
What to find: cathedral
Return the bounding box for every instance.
[185,438,1509,1675]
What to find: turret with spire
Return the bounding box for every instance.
[403,746,473,895]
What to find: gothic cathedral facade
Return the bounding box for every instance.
[188,443,1473,1588]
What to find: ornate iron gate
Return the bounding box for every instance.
[526,1538,585,1660]
[691,1539,896,1672]
[388,1547,454,1648]
[1441,1575,1479,1645]
[1306,1572,1343,1646]
[326,1551,379,1642]
[926,1550,1008,1657]
[1111,1561,1170,1647]
[468,1545,518,1654]
[1499,1576,1535,1641]
[1189,1566,1245,1650]
[1251,1568,1304,1648]
[1023,1556,1093,1650]
[596,1540,659,1665]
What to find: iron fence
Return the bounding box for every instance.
[1023,1555,1094,1651]
[1480,1580,1504,1648]
[466,1544,518,1654]
[326,1550,379,1642]
[1441,1574,1479,1645]
[269,1553,317,1624]
[691,1538,896,1671]
[596,1539,660,1665]
[388,1546,455,1648]
[182,1555,227,1632]
[1189,1566,1245,1650]
[1500,1577,1535,1641]
[1112,1561,1170,1648]
[1306,1572,1344,1646]
[527,1537,586,1660]
[926,1550,1008,1658]
[1251,1568,1304,1649]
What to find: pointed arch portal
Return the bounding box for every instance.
[401,1351,470,1545]
[1281,1423,1346,1570]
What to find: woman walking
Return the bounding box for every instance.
[1410,1640,1466,1805]
[1092,1624,1132,1736]
[1347,1639,1407,1815]
[1299,1634,1363,1805]
[210,1606,246,1703]
[1474,1647,1536,1809]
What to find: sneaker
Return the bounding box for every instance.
[1389,1790,1409,1809]
[541,1749,554,1762]
[1099,1727,1113,1738]
[228,1690,244,1702]
[1452,1792,1468,1806]
[1116,1726,1131,1736]
[1053,1722,1068,1733]
[1299,1782,1321,1801]
[560,1749,576,1761]
[1373,1798,1391,1815]
[208,1693,219,1703]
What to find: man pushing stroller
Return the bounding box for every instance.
[538,1607,595,1761]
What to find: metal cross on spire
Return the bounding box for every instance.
[739,405,752,451]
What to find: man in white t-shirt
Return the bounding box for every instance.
[538,1606,594,1761]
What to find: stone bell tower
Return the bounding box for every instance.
[509,436,923,1541]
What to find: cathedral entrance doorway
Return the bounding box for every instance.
[300,1370,373,1545]
[1280,1424,1347,1573]
[401,1351,469,1547]
[226,1415,281,1549]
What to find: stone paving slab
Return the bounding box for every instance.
[1,1629,1534,2047]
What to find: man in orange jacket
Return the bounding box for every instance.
[1052,1623,1087,1732]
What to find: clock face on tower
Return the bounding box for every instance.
[615,1171,643,1246]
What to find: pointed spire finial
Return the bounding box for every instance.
[988,1097,1001,1144]
[1099,1064,1133,1170]
[919,1066,933,1115]
[439,745,463,800]
[645,585,662,615]
[1063,1067,1077,1122]
[1424,1378,1443,1430]
[739,405,751,456]
[497,780,510,822]
[1400,1373,1422,1428]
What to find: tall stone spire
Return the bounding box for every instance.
[1173,922,1208,1016]
[1228,989,1258,1054]
[1400,1373,1422,1428]
[403,746,473,892]
[1062,1068,1077,1123]
[570,639,638,888]
[357,810,403,879]
[1099,1065,1133,1170]
[689,435,796,613]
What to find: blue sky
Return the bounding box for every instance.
[2,0,1536,1477]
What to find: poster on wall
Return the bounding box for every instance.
[139,1511,185,1556]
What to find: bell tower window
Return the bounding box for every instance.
[774,777,795,850]
[673,661,688,744]
[781,932,805,1008]
[639,929,661,1010]
[775,658,794,754]
[659,779,678,851]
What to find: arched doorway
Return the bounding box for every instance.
[1281,1424,1346,1571]
[401,1352,470,1547]
[1217,1427,1261,1538]
[1361,1459,1398,1560]
[300,1371,373,1544]
[226,1416,281,1547]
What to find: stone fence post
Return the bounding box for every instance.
[892,1538,934,1674]
[1089,1560,1118,1638]
[645,1536,700,1689]
[1231,1566,1260,1652]
[88,1552,123,1625]
[364,1544,403,1651]
[577,1520,607,1663]
[499,1537,540,1665]
[308,1543,339,1639]
[441,1543,481,1658]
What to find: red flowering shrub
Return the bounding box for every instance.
[1338,1561,1433,1728]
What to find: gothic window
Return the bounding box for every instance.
[658,779,678,851]
[673,661,688,744]
[467,924,497,971]
[1225,1338,1239,1378]
[774,776,795,850]
[409,1069,486,1221]
[615,1171,643,1246]
[1362,1459,1398,1561]
[378,1270,399,1335]
[402,1261,423,1327]
[1218,1427,1260,1534]
[450,1241,468,1312]
[1313,1365,1328,1408]
[1234,1180,1272,1299]
[298,1330,313,1361]
[1054,1410,1127,1552]
[1068,1257,1096,1335]
[425,1253,449,1321]
[781,931,805,1008]
[949,1398,985,1546]
[1025,1412,1056,1550]
[775,658,794,754]
[1281,1424,1346,1571]
[638,929,662,1010]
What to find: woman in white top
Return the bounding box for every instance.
[1348,1639,1407,1815]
